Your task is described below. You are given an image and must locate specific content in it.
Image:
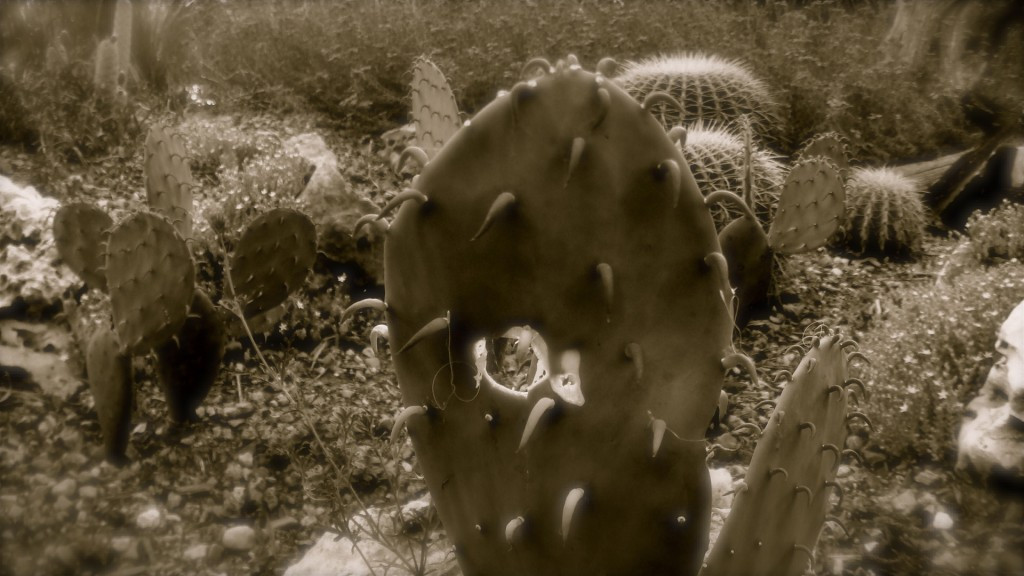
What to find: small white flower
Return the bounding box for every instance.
[899,402,909,413]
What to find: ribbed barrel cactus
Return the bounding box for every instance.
[614,53,779,142]
[839,166,927,256]
[347,56,868,576]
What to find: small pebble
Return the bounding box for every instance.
[933,511,954,530]
[166,492,182,508]
[183,543,208,561]
[79,486,98,499]
[51,478,77,499]
[222,525,256,551]
[136,507,164,529]
[238,452,253,467]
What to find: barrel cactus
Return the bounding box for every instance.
[839,166,927,256]
[347,55,865,576]
[615,52,779,143]
[683,124,785,229]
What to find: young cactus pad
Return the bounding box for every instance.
[701,334,858,576]
[53,202,114,292]
[106,211,195,354]
[228,208,317,317]
[85,324,133,463]
[767,158,844,254]
[379,58,732,575]
[156,288,225,422]
[144,123,194,239]
[411,57,462,158]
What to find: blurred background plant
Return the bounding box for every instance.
[6,0,1022,167]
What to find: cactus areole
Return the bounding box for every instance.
[382,59,732,575]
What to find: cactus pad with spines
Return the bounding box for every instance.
[797,133,849,178]
[106,211,195,353]
[85,324,133,464]
[682,125,785,229]
[615,53,779,142]
[767,158,845,254]
[53,202,114,292]
[840,167,927,256]
[144,123,194,239]
[156,289,225,422]
[701,332,857,576]
[382,58,731,576]
[411,57,462,157]
[229,208,317,317]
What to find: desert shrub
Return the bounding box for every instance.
[860,261,1024,461]
[965,200,1024,265]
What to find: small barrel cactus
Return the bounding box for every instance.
[615,52,779,142]
[683,124,785,229]
[839,167,927,256]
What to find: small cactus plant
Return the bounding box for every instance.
[838,166,927,256]
[614,53,779,142]
[347,55,867,576]
[54,122,318,457]
[410,57,462,159]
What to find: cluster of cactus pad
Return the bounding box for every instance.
[614,53,779,143]
[54,122,317,461]
[346,56,869,575]
[837,167,927,256]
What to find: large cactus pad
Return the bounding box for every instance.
[53,202,114,292]
[767,158,844,254]
[106,211,195,353]
[228,208,317,317]
[144,122,194,239]
[383,58,732,576]
[702,332,859,576]
[411,57,462,157]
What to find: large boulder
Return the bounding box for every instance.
[283,133,384,286]
[957,299,1024,494]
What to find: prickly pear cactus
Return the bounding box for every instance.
[411,58,462,158]
[156,289,225,422]
[615,53,778,142]
[797,133,849,178]
[682,125,785,229]
[372,57,733,576]
[94,36,118,96]
[106,211,195,353]
[85,324,133,464]
[707,191,773,328]
[839,167,927,256]
[144,123,194,239]
[767,158,845,254]
[701,330,866,576]
[228,208,317,317]
[53,202,114,292]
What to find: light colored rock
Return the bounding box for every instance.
[709,468,734,510]
[283,132,383,285]
[136,506,164,529]
[932,510,954,530]
[50,478,77,498]
[284,531,459,576]
[890,488,919,516]
[223,525,256,551]
[957,300,1024,488]
[0,175,59,243]
[998,299,1024,421]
